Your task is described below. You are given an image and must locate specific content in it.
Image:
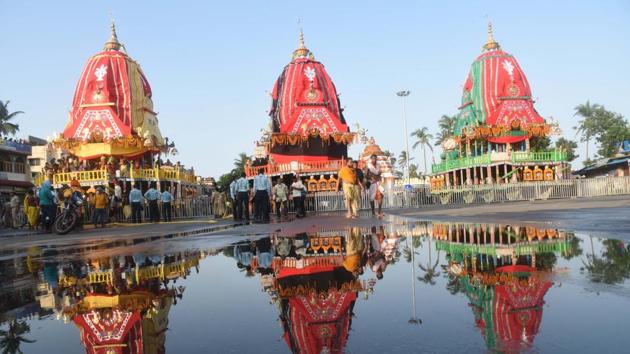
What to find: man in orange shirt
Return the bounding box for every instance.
[338,158,361,218]
[93,187,108,228]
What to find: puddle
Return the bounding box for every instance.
[1,217,629,353]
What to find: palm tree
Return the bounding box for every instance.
[0,100,22,137]
[573,101,601,161]
[418,237,440,286]
[411,127,434,175]
[233,152,249,172]
[435,114,457,146]
[397,151,414,178]
[0,319,35,354]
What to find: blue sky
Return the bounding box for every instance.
[1,0,629,177]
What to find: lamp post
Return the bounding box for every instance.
[397,90,411,184]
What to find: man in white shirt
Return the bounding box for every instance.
[253,168,272,223]
[272,179,288,219]
[111,181,123,222]
[290,176,306,218]
[235,172,250,222]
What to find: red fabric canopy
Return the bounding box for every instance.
[460,49,545,144]
[269,57,348,136]
[73,309,143,354]
[64,50,150,141]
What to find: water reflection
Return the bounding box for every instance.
[1,219,629,353]
[430,222,574,353]
[230,227,390,353]
[1,247,204,353]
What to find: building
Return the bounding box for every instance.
[246,31,356,191]
[45,20,198,194]
[575,140,630,178]
[27,136,64,180]
[431,222,576,352]
[0,138,33,196]
[430,24,569,189]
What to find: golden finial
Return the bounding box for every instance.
[104,16,121,51]
[292,28,312,60]
[482,22,500,52]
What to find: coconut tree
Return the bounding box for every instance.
[573,101,600,161]
[411,127,434,175]
[435,114,457,146]
[0,319,36,354]
[232,152,249,173]
[417,237,440,286]
[397,150,413,177]
[0,100,22,137]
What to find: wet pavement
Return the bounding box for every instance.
[1,214,629,353]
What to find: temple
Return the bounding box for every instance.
[235,229,382,353]
[430,24,569,189]
[43,20,198,191]
[55,251,201,354]
[431,222,577,352]
[246,31,356,190]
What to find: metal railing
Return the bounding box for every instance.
[431,149,568,174]
[39,167,198,186]
[300,176,630,212]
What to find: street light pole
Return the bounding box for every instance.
[397,90,411,184]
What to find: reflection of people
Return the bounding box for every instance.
[343,227,365,275]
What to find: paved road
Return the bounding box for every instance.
[388,195,630,239]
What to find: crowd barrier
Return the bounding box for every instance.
[3,177,629,229]
[302,176,630,212]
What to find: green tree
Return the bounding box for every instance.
[418,237,440,286]
[382,150,396,168]
[591,109,630,158]
[411,127,434,175]
[574,101,601,161]
[555,138,579,162]
[0,319,35,354]
[434,114,457,146]
[397,150,413,174]
[529,136,552,152]
[408,163,419,179]
[0,100,22,137]
[233,152,249,173]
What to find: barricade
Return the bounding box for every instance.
[298,176,630,211]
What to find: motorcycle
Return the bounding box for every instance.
[54,190,83,235]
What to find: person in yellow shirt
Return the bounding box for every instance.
[338,158,362,218]
[93,187,108,228]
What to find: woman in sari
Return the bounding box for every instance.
[24,189,39,229]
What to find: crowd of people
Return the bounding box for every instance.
[231,225,400,280]
[222,154,385,223]
[1,179,182,233]
[228,171,308,224]
[337,154,385,218]
[42,155,196,179]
